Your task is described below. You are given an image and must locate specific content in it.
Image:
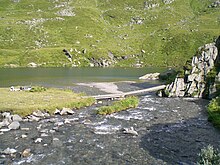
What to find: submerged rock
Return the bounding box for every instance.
[64,118,77,124]
[21,134,27,138]
[41,133,49,137]
[0,128,10,132]
[21,148,31,157]
[21,127,30,131]
[54,121,64,126]
[52,138,62,147]
[2,148,17,154]
[122,127,138,136]
[35,138,43,143]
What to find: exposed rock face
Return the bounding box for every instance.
[162,0,175,4]
[89,57,115,67]
[139,73,160,80]
[144,1,159,10]
[208,1,220,8]
[162,36,220,98]
[28,62,38,68]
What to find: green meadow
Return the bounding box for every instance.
[0,0,219,67]
[0,87,95,116]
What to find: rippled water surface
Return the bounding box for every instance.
[1,93,219,165]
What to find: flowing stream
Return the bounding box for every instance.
[1,84,220,164]
[0,68,220,164]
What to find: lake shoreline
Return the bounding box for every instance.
[0,67,167,88]
[1,80,219,164]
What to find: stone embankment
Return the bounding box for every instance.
[159,36,220,98]
[0,108,75,134]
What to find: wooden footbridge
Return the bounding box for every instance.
[86,85,166,100]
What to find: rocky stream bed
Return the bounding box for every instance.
[0,82,220,165]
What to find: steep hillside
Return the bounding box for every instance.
[0,0,219,67]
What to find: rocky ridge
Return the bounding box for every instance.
[160,36,220,98]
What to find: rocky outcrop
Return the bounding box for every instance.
[139,73,160,80]
[162,0,175,4]
[63,49,72,62]
[0,112,22,131]
[28,62,38,67]
[208,1,220,8]
[144,1,159,10]
[89,57,115,67]
[160,36,220,98]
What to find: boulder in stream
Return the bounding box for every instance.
[122,127,138,136]
[12,114,22,122]
[8,121,20,130]
[21,148,31,157]
[2,148,17,155]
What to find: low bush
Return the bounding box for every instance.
[159,69,178,84]
[197,145,220,165]
[208,97,220,127]
[97,96,139,115]
[29,86,47,92]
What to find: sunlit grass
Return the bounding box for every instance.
[97,96,139,115]
[0,0,219,67]
[0,87,95,116]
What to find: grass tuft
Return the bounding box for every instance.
[97,96,139,115]
[29,86,47,92]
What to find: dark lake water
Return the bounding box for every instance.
[0,67,166,87]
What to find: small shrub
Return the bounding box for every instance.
[197,145,220,165]
[192,91,199,97]
[208,97,220,127]
[207,68,218,83]
[29,86,47,92]
[159,69,178,84]
[183,59,193,71]
[97,96,139,115]
[208,98,220,112]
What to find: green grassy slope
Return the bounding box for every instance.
[0,0,219,67]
